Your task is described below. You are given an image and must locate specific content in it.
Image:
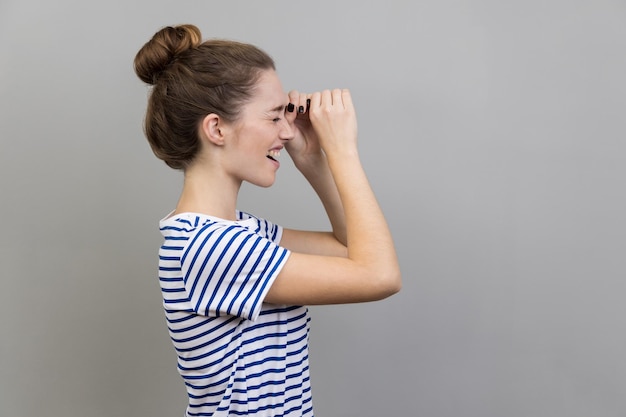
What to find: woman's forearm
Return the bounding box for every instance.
[326,149,400,286]
[294,153,347,246]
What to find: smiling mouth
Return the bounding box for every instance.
[266,149,281,162]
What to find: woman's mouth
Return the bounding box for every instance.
[266,149,281,162]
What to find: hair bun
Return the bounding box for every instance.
[134,24,202,85]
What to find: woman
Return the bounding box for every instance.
[134,24,401,416]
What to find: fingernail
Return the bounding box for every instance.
[306,99,311,112]
[287,103,295,112]
[298,105,304,113]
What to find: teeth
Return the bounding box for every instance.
[267,149,280,160]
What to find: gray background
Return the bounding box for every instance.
[1,1,625,416]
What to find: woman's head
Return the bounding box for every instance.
[134,24,275,169]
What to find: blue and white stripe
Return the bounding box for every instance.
[158,211,313,416]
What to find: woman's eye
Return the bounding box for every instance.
[273,118,281,123]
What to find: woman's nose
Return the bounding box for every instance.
[280,119,295,141]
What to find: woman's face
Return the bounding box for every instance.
[223,69,294,187]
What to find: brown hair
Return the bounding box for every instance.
[134,24,275,169]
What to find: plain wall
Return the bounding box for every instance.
[1,1,625,416]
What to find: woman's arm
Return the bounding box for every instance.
[290,152,347,246]
[280,90,347,257]
[280,152,348,257]
[266,89,401,305]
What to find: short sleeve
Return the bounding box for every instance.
[180,222,290,321]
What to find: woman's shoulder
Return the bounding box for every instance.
[160,210,281,241]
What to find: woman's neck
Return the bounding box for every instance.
[175,166,242,221]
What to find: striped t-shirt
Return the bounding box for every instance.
[158,211,313,416]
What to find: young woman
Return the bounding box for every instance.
[134,24,401,417]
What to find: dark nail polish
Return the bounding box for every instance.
[306,98,311,112]
[298,105,304,114]
[287,103,295,112]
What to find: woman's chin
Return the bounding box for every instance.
[248,176,276,188]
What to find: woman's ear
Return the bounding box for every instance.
[200,113,226,146]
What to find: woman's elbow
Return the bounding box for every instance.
[373,269,402,300]
[386,271,403,297]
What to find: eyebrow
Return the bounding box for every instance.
[268,104,286,113]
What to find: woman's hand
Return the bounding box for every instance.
[284,90,322,168]
[307,89,358,157]
[266,87,400,306]
[284,89,358,167]
[282,90,349,246]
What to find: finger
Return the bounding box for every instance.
[308,91,321,111]
[320,89,332,109]
[285,90,300,122]
[287,90,300,105]
[332,89,343,108]
[341,89,353,111]
[297,92,308,114]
